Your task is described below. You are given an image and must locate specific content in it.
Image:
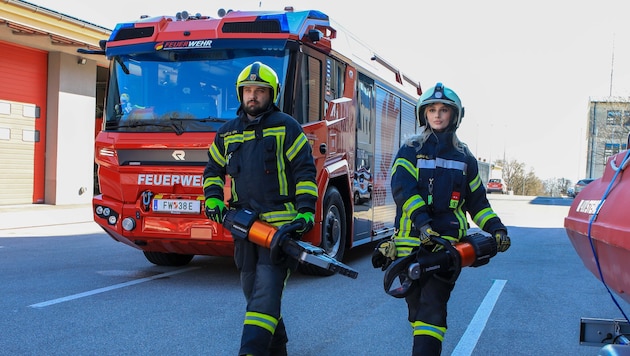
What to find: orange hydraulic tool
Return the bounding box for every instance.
[383,233,498,298]
[223,209,358,279]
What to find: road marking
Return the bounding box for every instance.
[29,266,200,308]
[451,279,507,356]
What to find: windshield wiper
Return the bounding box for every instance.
[110,121,184,135]
[169,117,230,123]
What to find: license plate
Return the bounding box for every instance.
[152,199,200,214]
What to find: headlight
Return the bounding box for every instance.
[95,205,119,224]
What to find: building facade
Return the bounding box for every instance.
[0,1,111,205]
[586,97,630,179]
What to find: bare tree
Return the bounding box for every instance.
[496,159,523,193]
[495,159,546,196]
[526,171,545,196]
[544,177,573,197]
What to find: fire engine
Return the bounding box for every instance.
[83,7,421,274]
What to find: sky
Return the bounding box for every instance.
[28,0,630,182]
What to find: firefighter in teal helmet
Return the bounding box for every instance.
[377,83,511,355]
[203,61,318,355]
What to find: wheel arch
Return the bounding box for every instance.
[312,158,353,250]
[328,174,353,250]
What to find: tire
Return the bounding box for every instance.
[299,186,347,276]
[143,251,194,266]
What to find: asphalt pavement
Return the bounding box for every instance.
[2,194,618,356]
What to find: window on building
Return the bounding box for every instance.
[604,142,628,163]
[607,110,622,125]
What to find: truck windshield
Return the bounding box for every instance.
[104,49,289,133]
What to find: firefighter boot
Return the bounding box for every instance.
[412,335,442,356]
[268,318,288,356]
[239,324,273,356]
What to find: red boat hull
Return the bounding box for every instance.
[564,151,630,304]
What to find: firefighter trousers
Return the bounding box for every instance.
[405,274,455,356]
[235,240,290,356]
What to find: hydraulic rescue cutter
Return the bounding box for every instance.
[382,233,498,298]
[223,209,358,279]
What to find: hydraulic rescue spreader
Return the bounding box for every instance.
[223,209,359,279]
[380,233,498,298]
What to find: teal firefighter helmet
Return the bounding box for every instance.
[416,82,465,130]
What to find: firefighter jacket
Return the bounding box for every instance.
[203,105,318,225]
[391,131,505,243]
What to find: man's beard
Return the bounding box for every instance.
[243,100,269,117]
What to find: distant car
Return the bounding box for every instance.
[487,178,507,194]
[573,178,595,197]
[566,187,575,198]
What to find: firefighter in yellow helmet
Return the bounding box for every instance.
[376,83,510,355]
[203,61,318,355]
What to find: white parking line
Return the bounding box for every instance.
[451,279,507,356]
[29,266,200,308]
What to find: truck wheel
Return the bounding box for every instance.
[143,251,194,266]
[299,186,347,276]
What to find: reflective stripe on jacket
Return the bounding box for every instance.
[391,131,505,240]
[203,106,317,225]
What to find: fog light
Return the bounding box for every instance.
[103,207,111,216]
[122,217,136,231]
[95,205,103,215]
[108,215,117,225]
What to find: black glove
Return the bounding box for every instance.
[291,211,314,235]
[494,229,511,252]
[269,224,295,265]
[204,198,226,223]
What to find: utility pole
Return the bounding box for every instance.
[610,34,615,96]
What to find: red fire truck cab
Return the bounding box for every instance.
[90,8,421,273]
